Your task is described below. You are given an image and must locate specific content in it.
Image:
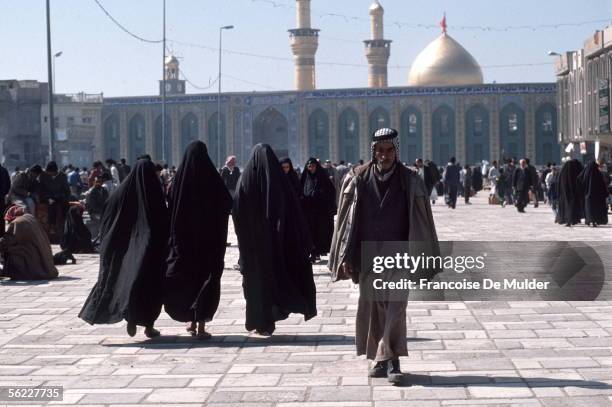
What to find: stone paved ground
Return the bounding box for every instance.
[1,193,612,407]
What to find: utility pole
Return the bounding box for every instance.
[217,25,233,168]
[46,0,56,162]
[161,0,167,163]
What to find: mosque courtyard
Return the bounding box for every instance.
[1,193,612,406]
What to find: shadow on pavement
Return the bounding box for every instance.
[101,334,435,350]
[390,373,612,389]
[0,275,80,285]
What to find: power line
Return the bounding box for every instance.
[224,74,281,91]
[248,0,610,32]
[169,38,553,70]
[92,0,162,43]
[180,70,219,91]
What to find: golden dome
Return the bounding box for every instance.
[408,33,483,87]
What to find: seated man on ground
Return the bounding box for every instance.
[0,206,58,281]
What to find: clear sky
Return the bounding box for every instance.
[2,0,610,97]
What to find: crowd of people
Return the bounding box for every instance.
[1,127,611,382]
[431,156,611,227]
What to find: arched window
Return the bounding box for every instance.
[253,107,289,159]
[400,107,422,164]
[369,107,390,136]
[128,114,146,163]
[154,114,172,164]
[208,112,226,168]
[499,103,525,161]
[542,111,553,132]
[432,105,455,164]
[465,105,490,165]
[308,109,329,160]
[338,108,360,164]
[535,104,560,165]
[180,113,199,154]
[103,114,120,160]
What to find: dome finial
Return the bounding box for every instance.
[440,12,447,34]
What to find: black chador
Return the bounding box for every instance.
[280,157,302,198]
[61,206,94,254]
[513,165,532,213]
[578,161,609,226]
[79,159,169,338]
[423,161,441,196]
[300,158,337,259]
[164,141,233,338]
[233,144,317,335]
[555,159,584,226]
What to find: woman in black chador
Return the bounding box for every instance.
[61,206,94,254]
[578,161,609,227]
[555,159,584,227]
[300,157,337,262]
[79,159,169,338]
[233,144,317,336]
[280,157,301,198]
[164,141,232,339]
[423,160,441,196]
[472,167,483,193]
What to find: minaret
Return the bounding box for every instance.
[364,0,391,88]
[289,0,319,91]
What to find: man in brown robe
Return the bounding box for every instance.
[329,128,440,384]
[0,212,58,280]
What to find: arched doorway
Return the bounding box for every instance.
[154,114,172,164]
[103,114,120,160]
[499,103,525,162]
[432,105,455,164]
[308,109,330,160]
[465,104,490,165]
[535,104,560,165]
[208,112,226,168]
[253,108,289,159]
[181,113,199,154]
[369,107,390,136]
[128,114,146,163]
[400,107,422,164]
[338,108,360,164]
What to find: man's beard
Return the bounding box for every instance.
[374,160,397,182]
[376,160,396,173]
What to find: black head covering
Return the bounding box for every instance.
[61,206,94,254]
[555,159,584,226]
[45,161,58,173]
[233,144,317,334]
[301,157,336,203]
[280,157,301,198]
[79,159,169,326]
[164,141,233,322]
[300,157,336,256]
[472,167,483,191]
[577,161,609,225]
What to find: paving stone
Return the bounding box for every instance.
[467,384,534,398]
[145,387,211,403]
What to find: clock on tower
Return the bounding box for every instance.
[159,55,186,95]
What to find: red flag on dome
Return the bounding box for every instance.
[440,13,447,34]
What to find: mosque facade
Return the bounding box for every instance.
[96,0,560,167]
